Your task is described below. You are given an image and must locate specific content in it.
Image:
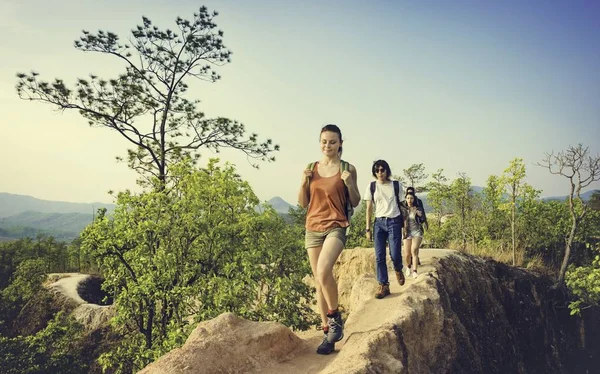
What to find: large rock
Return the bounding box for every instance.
[139,313,304,374]
[140,249,600,373]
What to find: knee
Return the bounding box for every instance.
[316,268,332,285]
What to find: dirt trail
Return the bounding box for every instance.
[47,273,91,304]
[261,248,454,374]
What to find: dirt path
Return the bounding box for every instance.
[262,248,454,374]
[47,273,91,305]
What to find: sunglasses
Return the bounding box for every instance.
[375,168,386,173]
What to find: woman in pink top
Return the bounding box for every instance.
[298,124,360,355]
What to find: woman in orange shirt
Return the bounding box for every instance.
[298,124,360,355]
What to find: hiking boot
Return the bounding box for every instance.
[395,270,406,286]
[316,335,335,355]
[326,311,344,343]
[375,283,391,299]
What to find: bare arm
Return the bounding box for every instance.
[347,165,361,207]
[366,200,373,231]
[298,169,311,209]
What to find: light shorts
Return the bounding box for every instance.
[305,226,347,249]
[405,229,423,239]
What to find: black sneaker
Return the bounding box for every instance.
[327,311,344,343]
[316,335,335,355]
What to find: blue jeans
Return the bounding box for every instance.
[374,216,403,284]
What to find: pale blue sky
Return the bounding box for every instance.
[1,0,599,205]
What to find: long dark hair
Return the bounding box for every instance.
[320,124,343,154]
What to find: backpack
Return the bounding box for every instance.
[306,160,355,225]
[369,180,404,221]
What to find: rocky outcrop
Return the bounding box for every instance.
[138,313,304,374]
[140,249,600,374]
[46,273,115,330]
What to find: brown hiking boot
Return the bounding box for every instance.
[375,283,390,299]
[395,270,405,286]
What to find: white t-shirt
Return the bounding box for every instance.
[363,180,403,218]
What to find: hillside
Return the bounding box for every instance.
[0,211,93,239]
[0,192,114,218]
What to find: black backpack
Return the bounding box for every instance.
[369,180,404,221]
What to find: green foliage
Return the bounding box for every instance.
[346,201,371,249]
[399,163,429,192]
[0,312,87,374]
[566,245,600,316]
[82,159,315,372]
[589,190,600,211]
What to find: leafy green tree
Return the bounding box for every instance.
[481,174,508,243]
[287,204,307,227]
[425,169,451,228]
[449,173,473,249]
[16,7,278,187]
[82,159,314,372]
[565,244,600,316]
[500,158,527,266]
[0,312,87,374]
[346,201,371,249]
[399,163,429,192]
[538,144,600,283]
[589,190,600,211]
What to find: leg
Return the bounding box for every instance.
[307,246,328,328]
[403,238,412,271]
[388,219,403,272]
[316,236,344,311]
[411,237,423,271]
[373,219,389,285]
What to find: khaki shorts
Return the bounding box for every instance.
[305,227,347,249]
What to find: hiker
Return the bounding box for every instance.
[402,191,426,279]
[403,186,429,268]
[364,160,407,299]
[298,124,360,355]
[404,186,428,268]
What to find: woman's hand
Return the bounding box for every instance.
[341,170,351,186]
[302,169,313,187]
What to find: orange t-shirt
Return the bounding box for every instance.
[305,163,349,232]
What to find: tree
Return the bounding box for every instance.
[589,190,600,211]
[565,244,600,316]
[400,163,429,192]
[81,159,314,372]
[449,173,473,249]
[538,144,600,283]
[500,158,527,266]
[481,174,508,243]
[16,7,278,187]
[425,169,451,228]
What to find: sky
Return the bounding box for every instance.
[1,0,599,206]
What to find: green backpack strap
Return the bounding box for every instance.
[340,160,349,173]
[306,162,316,171]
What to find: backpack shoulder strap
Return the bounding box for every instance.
[370,181,376,200]
[306,162,316,171]
[340,160,349,173]
[393,180,403,215]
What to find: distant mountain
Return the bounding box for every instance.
[542,189,597,202]
[266,196,293,214]
[0,211,93,240]
[0,192,114,218]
